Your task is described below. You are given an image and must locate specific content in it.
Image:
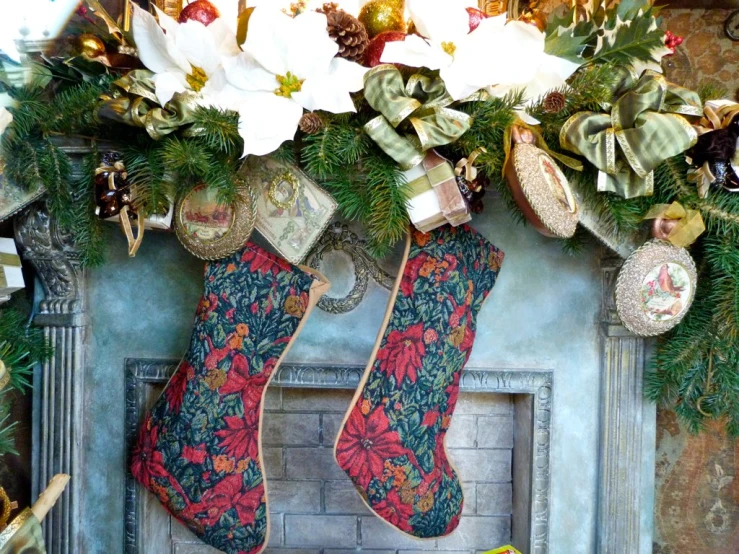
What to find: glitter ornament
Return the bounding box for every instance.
[364,30,406,67]
[76,33,106,59]
[358,0,406,39]
[466,7,489,32]
[519,9,547,33]
[178,0,220,26]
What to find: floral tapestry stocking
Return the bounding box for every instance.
[131,243,329,554]
[334,225,504,539]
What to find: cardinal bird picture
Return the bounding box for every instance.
[641,263,690,321]
[658,264,684,294]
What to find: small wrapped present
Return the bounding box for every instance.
[480,546,522,554]
[403,150,471,233]
[0,237,24,296]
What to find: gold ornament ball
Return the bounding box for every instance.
[77,33,106,59]
[519,9,548,33]
[359,1,407,39]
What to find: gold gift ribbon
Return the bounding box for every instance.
[455,147,486,189]
[0,360,8,391]
[0,268,6,289]
[695,102,739,136]
[0,254,20,267]
[95,163,144,257]
[643,201,706,248]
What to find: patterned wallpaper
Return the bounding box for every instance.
[535,1,739,97]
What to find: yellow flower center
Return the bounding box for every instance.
[186,66,208,92]
[274,72,305,98]
[441,41,456,57]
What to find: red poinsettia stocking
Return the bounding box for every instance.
[335,225,503,539]
[131,243,329,554]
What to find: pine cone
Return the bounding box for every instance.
[299,112,325,135]
[543,91,567,114]
[324,7,369,63]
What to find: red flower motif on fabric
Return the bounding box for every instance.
[182,443,208,465]
[241,247,292,276]
[335,407,405,489]
[195,474,264,526]
[400,253,429,297]
[376,323,426,384]
[131,420,169,486]
[165,361,190,413]
[372,489,414,531]
[220,357,269,412]
[215,412,259,461]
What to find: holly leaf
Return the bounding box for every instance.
[545,26,591,63]
[591,8,668,70]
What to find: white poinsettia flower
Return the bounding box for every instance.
[0,107,12,137]
[225,7,366,157]
[131,3,240,107]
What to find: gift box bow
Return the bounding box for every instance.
[364,64,472,170]
[560,68,701,199]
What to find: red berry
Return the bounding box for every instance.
[178,0,221,26]
[675,37,683,45]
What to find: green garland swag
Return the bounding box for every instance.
[0,0,737,437]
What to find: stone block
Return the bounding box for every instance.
[283,388,355,412]
[268,480,322,513]
[325,480,372,514]
[446,415,477,448]
[264,550,320,554]
[264,387,283,411]
[263,413,321,446]
[454,393,512,416]
[284,515,358,547]
[462,482,476,515]
[476,483,513,516]
[360,517,433,549]
[322,413,346,446]
[435,516,510,549]
[476,416,514,449]
[449,449,511,483]
[264,447,284,479]
[285,448,347,480]
[268,513,284,546]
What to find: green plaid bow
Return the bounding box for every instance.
[363,65,471,170]
[560,68,701,199]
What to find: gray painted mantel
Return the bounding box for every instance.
[14,188,656,553]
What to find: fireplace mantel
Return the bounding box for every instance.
[15,195,655,554]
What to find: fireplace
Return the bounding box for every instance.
[15,186,656,553]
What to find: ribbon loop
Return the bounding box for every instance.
[643,201,705,248]
[561,69,701,199]
[363,65,471,170]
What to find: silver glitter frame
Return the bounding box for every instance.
[615,239,697,336]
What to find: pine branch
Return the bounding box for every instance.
[0,307,53,392]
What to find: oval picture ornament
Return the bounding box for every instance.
[174,183,256,260]
[615,240,697,337]
[505,143,579,238]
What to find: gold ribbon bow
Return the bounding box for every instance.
[98,70,196,140]
[363,65,472,170]
[561,69,701,199]
[643,201,705,248]
[455,147,486,189]
[694,100,739,136]
[95,162,144,257]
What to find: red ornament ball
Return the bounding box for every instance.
[364,31,407,67]
[466,7,489,33]
[179,0,221,26]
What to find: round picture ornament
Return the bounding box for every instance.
[615,240,697,337]
[174,183,256,260]
[504,138,578,239]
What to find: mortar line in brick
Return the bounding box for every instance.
[473,414,478,449]
[357,515,362,546]
[320,480,326,513]
[319,413,324,445]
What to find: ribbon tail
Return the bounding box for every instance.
[364,116,425,170]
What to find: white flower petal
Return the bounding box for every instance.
[132,3,190,75]
[152,5,180,38]
[207,19,241,57]
[285,11,337,78]
[238,92,303,157]
[0,106,12,137]
[176,20,222,75]
[152,71,188,106]
[224,53,277,92]
[409,0,468,43]
[380,34,449,70]
[242,8,292,76]
[440,62,483,101]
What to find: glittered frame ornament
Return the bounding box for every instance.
[174,183,257,260]
[615,240,698,337]
[505,142,579,238]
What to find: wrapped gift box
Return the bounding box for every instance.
[0,237,24,296]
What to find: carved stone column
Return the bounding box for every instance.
[14,204,87,554]
[596,256,647,554]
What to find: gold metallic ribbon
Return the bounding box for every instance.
[0,507,44,553]
[0,360,8,391]
[98,70,196,140]
[95,163,144,257]
[694,101,739,136]
[363,65,472,170]
[560,69,701,199]
[643,201,705,248]
[455,147,486,189]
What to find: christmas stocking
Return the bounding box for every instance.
[334,225,504,539]
[131,243,329,554]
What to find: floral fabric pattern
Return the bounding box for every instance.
[335,224,503,538]
[130,243,317,554]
